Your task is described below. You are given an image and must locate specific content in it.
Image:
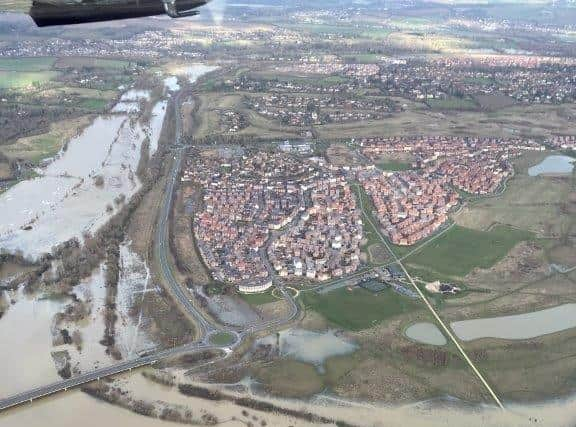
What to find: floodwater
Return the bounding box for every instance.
[0,98,167,259]
[120,89,151,102]
[163,76,180,92]
[114,242,157,358]
[451,304,576,341]
[528,155,575,176]
[111,101,140,113]
[404,322,447,346]
[183,64,218,83]
[0,246,157,398]
[0,288,67,397]
[4,370,576,427]
[259,328,357,372]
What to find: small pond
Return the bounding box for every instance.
[405,322,447,346]
[528,155,574,176]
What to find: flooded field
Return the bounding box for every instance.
[528,155,574,176]
[451,304,576,341]
[4,370,576,427]
[0,96,167,259]
[114,242,157,358]
[183,64,218,83]
[259,328,357,372]
[404,322,447,346]
[0,289,67,397]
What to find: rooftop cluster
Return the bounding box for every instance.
[358,169,458,246]
[187,152,316,290]
[360,136,544,194]
[268,175,363,280]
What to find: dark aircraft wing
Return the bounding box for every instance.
[2,0,209,27]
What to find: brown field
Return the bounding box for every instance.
[474,94,517,110]
[367,243,390,264]
[171,184,211,286]
[547,244,576,267]
[316,102,576,140]
[326,143,361,166]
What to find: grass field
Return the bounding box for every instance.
[317,100,576,140]
[0,57,56,71]
[209,331,236,346]
[238,290,278,306]
[255,360,324,397]
[376,159,412,171]
[301,287,417,331]
[54,57,131,70]
[405,224,534,278]
[78,98,109,111]
[0,71,59,89]
[1,115,93,163]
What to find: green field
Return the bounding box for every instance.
[78,98,109,111]
[54,57,131,70]
[238,290,278,306]
[376,160,412,171]
[405,225,534,278]
[209,331,236,346]
[0,57,56,71]
[301,287,417,331]
[0,71,59,89]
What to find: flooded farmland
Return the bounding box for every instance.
[0,97,167,258]
[259,328,357,372]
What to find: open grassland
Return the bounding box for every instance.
[54,57,132,70]
[376,159,413,171]
[193,92,300,139]
[301,287,417,331]
[0,71,59,89]
[426,97,479,111]
[239,290,279,306]
[455,152,575,238]
[255,360,324,398]
[405,225,534,279]
[316,101,576,140]
[0,57,56,71]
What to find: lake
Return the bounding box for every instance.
[451,304,576,341]
[528,155,574,176]
[405,322,447,346]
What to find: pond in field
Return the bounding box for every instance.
[405,322,447,346]
[451,304,576,341]
[258,329,357,373]
[528,155,574,176]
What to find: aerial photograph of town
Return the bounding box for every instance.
[0,0,575,425]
